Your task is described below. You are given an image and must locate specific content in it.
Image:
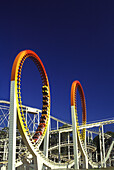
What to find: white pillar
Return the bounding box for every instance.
[49,134,52,158]
[43,116,50,158]
[8,81,17,170]
[71,106,79,169]
[88,131,89,143]
[90,132,93,141]
[57,121,59,130]
[99,127,103,167]
[68,132,70,160]
[84,129,88,169]
[96,151,98,162]
[58,131,61,163]
[84,130,87,151]
[33,114,35,132]
[26,108,27,126]
[8,112,10,128]
[84,153,88,169]
[38,111,39,125]
[101,125,106,168]
[3,140,7,161]
[82,156,88,169]
[34,155,43,170]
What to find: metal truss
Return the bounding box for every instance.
[0,100,114,169]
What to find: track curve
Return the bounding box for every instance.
[11,50,50,155]
[71,80,98,168]
[71,80,86,140]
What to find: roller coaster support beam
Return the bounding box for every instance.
[58,131,61,163]
[34,155,43,170]
[84,129,87,150]
[57,121,59,130]
[8,81,17,170]
[71,105,79,169]
[101,125,106,168]
[99,127,103,167]
[68,132,70,160]
[90,132,93,140]
[96,151,98,162]
[44,116,50,158]
[88,131,89,143]
[43,117,50,170]
[82,155,88,169]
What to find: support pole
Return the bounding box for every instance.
[34,155,43,170]
[68,132,70,160]
[71,106,79,169]
[38,111,39,125]
[99,127,103,167]
[8,81,17,170]
[43,117,50,170]
[44,116,50,158]
[57,121,59,130]
[83,151,88,169]
[90,132,93,141]
[83,129,88,169]
[49,134,52,159]
[49,117,52,157]
[58,131,61,163]
[84,130,87,150]
[82,156,87,169]
[33,114,35,132]
[101,125,106,168]
[88,131,89,143]
[26,108,27,126]
[96,151,98,162]
[3,140,8,161]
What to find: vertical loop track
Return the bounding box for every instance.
[11,50,50,154]
[71,80,86,140]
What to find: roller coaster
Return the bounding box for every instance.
[0,50,114,169]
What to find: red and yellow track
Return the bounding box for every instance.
[71,80,86,141]
[11,50,50,154]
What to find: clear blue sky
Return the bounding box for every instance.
[0,1,114,130]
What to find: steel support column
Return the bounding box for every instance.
[71,106,79,169]
[44,116,50,158]
[58,131,61,163]
[8,81,17,170]
[57,121,59,130]
[101,125,106,168]
[68,132,70,160]
[34,155,43,170]
[99,127,103,167]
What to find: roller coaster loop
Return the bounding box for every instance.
[71,80,86,140]
[11,50,50,151]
